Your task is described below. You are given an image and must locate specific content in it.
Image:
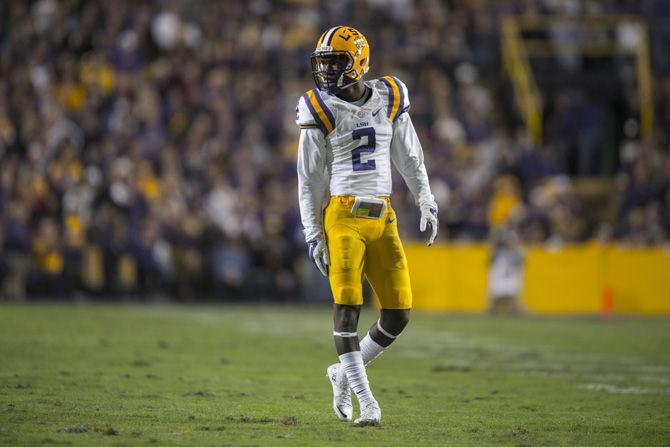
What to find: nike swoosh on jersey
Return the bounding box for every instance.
[388,217,396,223]
[372,108,382,117]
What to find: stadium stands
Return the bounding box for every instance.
[0,0,668,300]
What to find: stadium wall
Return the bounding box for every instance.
[400,244,670,315]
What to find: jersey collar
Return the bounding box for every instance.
[327,81,381,112]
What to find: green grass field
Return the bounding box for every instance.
[1,304,669,446]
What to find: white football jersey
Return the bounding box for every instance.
[296,76,409,197]
[296,76,435,242]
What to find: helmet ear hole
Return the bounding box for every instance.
[359,58,366,66]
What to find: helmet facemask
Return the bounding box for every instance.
[311,51,357,95]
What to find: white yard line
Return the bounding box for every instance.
[579,383,670,396]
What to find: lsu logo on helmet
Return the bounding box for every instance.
[311,26,370,94]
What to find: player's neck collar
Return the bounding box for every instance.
[350,86,372,106]
[335,81,368,103]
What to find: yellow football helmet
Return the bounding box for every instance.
[311,26,370,94]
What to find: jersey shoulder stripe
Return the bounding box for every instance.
[302,89,335,135]
[380,76,407,123]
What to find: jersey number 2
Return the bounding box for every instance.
[352,127,376,171]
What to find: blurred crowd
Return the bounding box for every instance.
[0,0,669,300]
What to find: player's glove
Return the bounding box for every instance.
[307,236,329,277]
[419,203,438,246]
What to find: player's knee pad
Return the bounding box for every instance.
[376,286,412,310]
[332,285,363,306]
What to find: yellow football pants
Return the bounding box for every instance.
[324,196,412,309]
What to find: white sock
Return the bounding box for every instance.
[360,333,385,365]
[361,320,399,365]
[338,351,376,407]
[336,336,383,389]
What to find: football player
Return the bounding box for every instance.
[296,26,438,426]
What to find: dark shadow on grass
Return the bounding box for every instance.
[431,364,472,373]
[182,390,215,398]
[60,425,88,434]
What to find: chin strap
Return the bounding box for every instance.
[337,74,358,91]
